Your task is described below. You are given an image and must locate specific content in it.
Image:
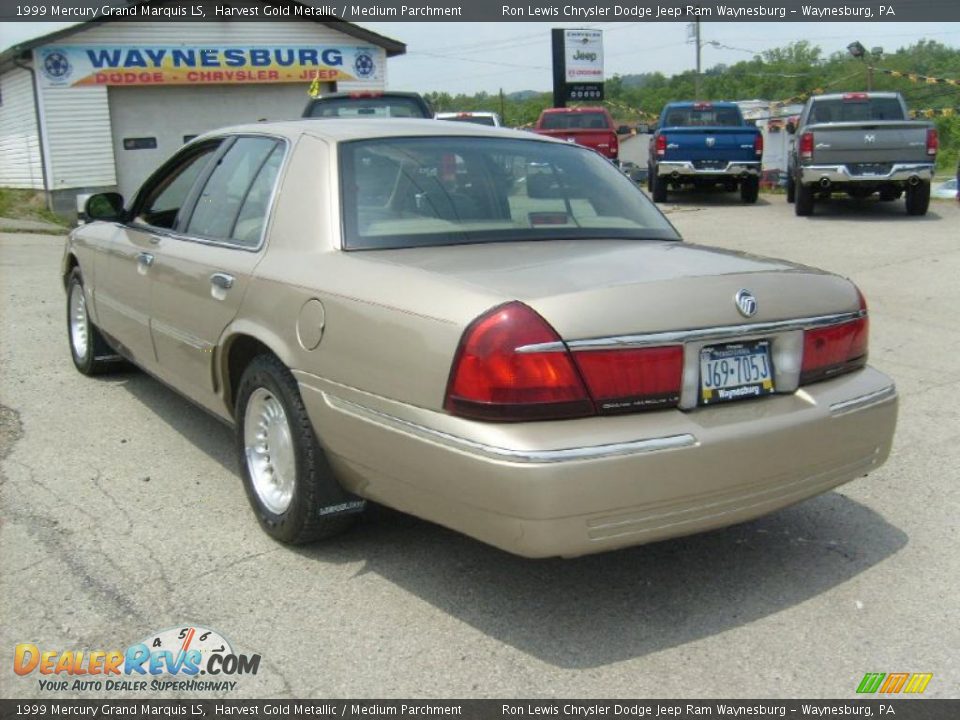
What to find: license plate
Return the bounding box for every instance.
[700,340,774,405]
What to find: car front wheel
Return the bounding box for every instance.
[66,268,117,375]
[235,354,363,544]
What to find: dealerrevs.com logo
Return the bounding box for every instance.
[14,626,260,693]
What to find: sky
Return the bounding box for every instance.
[2,21,958,95]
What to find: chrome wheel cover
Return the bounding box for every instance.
[69,282,89,361]
[244,387,296,515]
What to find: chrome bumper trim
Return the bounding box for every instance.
[323,394,698,464]
[657,161,761,177]
[800,163,935,184]
[829,384,897,416]
[518,310,866,354]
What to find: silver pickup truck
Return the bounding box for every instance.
[786,92,938,216]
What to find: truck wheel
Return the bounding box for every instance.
[905,182,930,216]
[740,176,759,204]
[786,175,795,203]
[651,172,668,203]
[795,182,814,216]
[646,166,653,192]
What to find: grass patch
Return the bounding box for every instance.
[0,188,69,227]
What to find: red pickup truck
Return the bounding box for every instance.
[532,107,624,162]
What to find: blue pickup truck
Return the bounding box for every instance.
[647,101,763,203]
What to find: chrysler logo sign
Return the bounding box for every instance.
[735,289,758,318]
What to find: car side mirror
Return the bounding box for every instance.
[785,121,796,135]
[84,193,125,222]
[616,125,631,135]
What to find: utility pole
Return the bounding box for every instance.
[695,20,702,100]
[499,87,506,123]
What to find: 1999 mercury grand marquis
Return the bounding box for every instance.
[64,120,897,557]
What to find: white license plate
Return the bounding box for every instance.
[700,340,774,405]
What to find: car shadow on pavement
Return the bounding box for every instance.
[117,365,907,671]
[301,496,905,669]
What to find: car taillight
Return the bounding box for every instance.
[444,302,592,421]
[611,134,619,157]
[445,303,685,421]
[656,134,667,157]
[799,131,814,160]
[754,133,764,158]
[926,127,939,156]
[800,289,869,385]
[573,347,683,414]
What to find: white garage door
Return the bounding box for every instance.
[108,83,330,199]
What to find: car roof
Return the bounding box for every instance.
[192,118,557,144]
[435,111,497,117]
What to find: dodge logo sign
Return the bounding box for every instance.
[705,137,716,147]
[735,289,758,318]
[864,134,876,143]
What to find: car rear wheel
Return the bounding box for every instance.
[786,174,795,203]
[905,181,930,216]
[66,268,118,375]
[651,171,668,203]
[795,180,814,216]
[235,354,363,544]
[646,165,653,192]
[740,176,759,204]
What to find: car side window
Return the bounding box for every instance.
[230,144,284,248]
[134,143,220,229]
[185,137,280,243]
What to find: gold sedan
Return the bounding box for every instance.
[63,120,897,558]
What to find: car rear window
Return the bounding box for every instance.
[440,115,497,127]
[808,98,905,123]
[540,112,610,130]
[663,107,743,127]
[340,136,679,250]
[306,96,427,119]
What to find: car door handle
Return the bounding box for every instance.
[210,272,234,290]
[136,252,154,267]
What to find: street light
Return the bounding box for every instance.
[846,41,866,58]
[846,41,873,90]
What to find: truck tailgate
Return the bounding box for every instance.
[660,126,758,165]
[533,128,616,155]
[807,121,931,164]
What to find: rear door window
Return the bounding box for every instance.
[184,137,282,244]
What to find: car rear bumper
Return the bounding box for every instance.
[296,367,897,558]
[657,160,761,178]
[799,162,935,185]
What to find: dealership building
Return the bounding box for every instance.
[0,3,405,216]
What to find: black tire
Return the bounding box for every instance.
[740,176,759,204]
[235,354,363,544]
[905,181,930,216]
[786,174,795,203]
[651,171,668,203]
[646,166,653,192]
[878,187,901,202]
[795,180,815,216]
[66,268,118,376]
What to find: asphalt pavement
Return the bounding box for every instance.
[1,194,957,699]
